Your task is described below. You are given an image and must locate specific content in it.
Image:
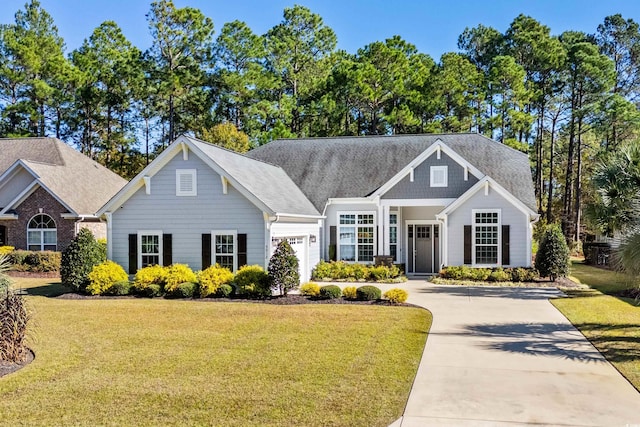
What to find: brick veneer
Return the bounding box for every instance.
[0,186,77,252]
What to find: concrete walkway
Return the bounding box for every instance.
[384,281,640,426]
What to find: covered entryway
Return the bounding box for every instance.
[407,223,440,275]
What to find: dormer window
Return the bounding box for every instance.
[176,169,197,196]
[430,166,448,187]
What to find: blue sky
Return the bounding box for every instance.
[2,0,640,59]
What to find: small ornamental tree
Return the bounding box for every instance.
[534,224,570,281]
[61,229,106,292]
[268,240,300,296]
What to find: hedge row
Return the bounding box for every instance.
[299,283,408,303]
[438,266,539,282]
[6,250,61,273]
[311,260,405,282]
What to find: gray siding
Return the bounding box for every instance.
[382,152,479,199]
[0,168,34,207]
[110,152,265,272]
[447,187,530,267]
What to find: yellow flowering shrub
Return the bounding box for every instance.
[383,288,408,304]
[342,286,357,300]
[198,264,234,298]
[86,261,128,295]
[133,265,167,293]
[0,246,14,255]
[299,282,320,297]
[164,264,197,293]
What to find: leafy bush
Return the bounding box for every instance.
[510,267,538,282]
[342,286,357,300]
[469,268,491,281]
[357,285,381,301]
[86,261,129,295]
[61,229,105,292]
[234,265,270,298]
[215,284,233,298]
[268,240,300,296]
[535,224,570,280]
[488,268,510,282]
[9,250,61,272]
[0,246,14,256]
[319,284,341,299]
[311,260,333,280]
[166,282,197,298]
[300,282,320,297]
[383,288,408,303]
[133,265,167,295]
[103,280,131,296]
[139,283,162,298]
[369,265,401,281]
[164,264,197,294]
[311,261,403,282]
[198,264,234,298]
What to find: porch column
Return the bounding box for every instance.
[378,203,386,256]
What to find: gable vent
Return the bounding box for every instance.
[176,169,197,196]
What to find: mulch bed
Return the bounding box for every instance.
[0,349,34,378]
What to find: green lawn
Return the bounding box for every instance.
[1,279,430,426]
[551,261,640,391]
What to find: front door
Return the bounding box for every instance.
[407,224,440,274]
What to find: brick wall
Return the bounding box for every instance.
[0,187,77,252]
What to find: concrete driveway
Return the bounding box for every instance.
[384,281,640,426]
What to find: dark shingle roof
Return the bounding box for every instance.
[246,133,537,213]
[0,137,127,215]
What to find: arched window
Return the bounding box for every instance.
[27,214,57,251]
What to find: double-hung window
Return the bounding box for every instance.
[338,213,375,262]
[473,210,500,265]
[139,231,162,267]
[213,231,236,271]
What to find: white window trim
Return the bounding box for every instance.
[138,230,163,268]
[389,212,398,262]
[212,230,237,272]
[336,211,376,263]
[26,213,57,251]
[430,166,448,187]
[176,169,197,196]
[471,209,501,267]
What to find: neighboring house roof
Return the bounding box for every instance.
[98,135,321,218]
[0,137,127,216]
[246,133,537,213]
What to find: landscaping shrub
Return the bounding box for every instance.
[103,280,131,296]
[311,260,333,280]
[139,283,162,298]
[215,284,233,298]
[311,261,404,282]
[535,224,570,281]
[61,229,105,292]
[9,250,61,272]
[300,282,320,297]
[268,240,300,296]
[469,268,491,281]
[234,265,270,298]
[319,284,341,299]
[166,282,197,299]
[0,262,30,363]
[164,264,197,294]
[369,265,393,281]
[357,285,381,301]
[198,264,234,298]
[0,246,14,256]
[488,268,510,282]
[383,288,408,303]
[350,263,370,281]
[86,261,128,295]
[132,265,167,295]
[342,286,357,300]
[510,267,538,282]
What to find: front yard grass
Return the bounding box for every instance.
[551,260,640,391]
[0,279,430,426]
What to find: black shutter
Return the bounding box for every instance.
[502,225,510,266]
[237,234,247,269]
[463,225,472,265]
[163,234,172,266]
[202,234,212,269]
[0,225,6,246]
[329,226,337,261]
[128,234,138,274]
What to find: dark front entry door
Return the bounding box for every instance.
[408,224,440,274]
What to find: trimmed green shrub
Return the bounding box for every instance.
[139,283,162,298]
[86,261,128,295]
[383,288,408,303]
[234,265,270,298]
[311,260,333,280]
[268,240,300,296]
[469,268,491,281]
[104,280,131,296]
[535,225,570,281]
[166,282,197,298]
[164,264,197,294]
[9,250,61,272]
[311,261,404,282]
[300,282,320,297]
[215,284,233,298]
[61,229,105,292]
[488,268,510,282]
[510,267,538,282]
[342,286,357,300]
[357,285,381,301]
[199,264,234,298]
[350,263,370,281]
[319,284,341,299]
[132,265,167,295]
